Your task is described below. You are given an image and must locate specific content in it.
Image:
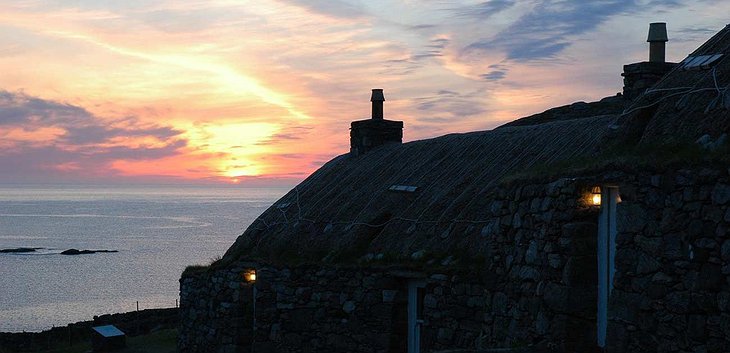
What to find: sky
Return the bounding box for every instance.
[0,0,728,186]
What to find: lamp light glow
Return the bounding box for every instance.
[591,186,602,206]
[244,270,257,282]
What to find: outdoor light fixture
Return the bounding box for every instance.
[244,269,257,282]
[591,186,602,206]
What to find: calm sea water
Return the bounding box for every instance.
[0,185,287,332]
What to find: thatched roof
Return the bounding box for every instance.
[618,24,730,144]
[224,113,618,264]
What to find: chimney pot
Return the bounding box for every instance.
[648,22,668,63]
[647,22,668,42]
[371,89,384,119]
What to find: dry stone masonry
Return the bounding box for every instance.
[180,166,730,353]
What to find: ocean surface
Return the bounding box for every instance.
[0,185,287,332]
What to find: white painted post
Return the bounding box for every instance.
[597,187,618,348]
[407,280,426,353]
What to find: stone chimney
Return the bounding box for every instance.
[622,22,677,99]
[350,89,403,156]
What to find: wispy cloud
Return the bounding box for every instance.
[255,125,314,146]
[413,89,490,123]
[480,63,509,82]
[0,90,182,146]
[0,90,186,181]
[464,0,638,61]
[454,0,516,18]
[274,0,369,19]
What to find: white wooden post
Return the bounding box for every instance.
[597,186,618,348]
[408,280,426,353]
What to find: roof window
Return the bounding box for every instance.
[681,54,724,70]
[389,185,418,193]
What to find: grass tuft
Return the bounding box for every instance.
[182,264,209,277]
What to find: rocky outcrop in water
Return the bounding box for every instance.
[60,249,118,255]
[0,248,118,255]
[0,247,40,253]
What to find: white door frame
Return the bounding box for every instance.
[408,279,426,353]
[597,186,618,348]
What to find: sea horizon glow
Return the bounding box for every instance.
[1,1,728,185]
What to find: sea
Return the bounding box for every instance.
[0,184,288,332]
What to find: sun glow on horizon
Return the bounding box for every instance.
[195,122,279,178]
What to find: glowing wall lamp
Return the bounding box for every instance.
[244,269,257,282]
[591,186,602,206]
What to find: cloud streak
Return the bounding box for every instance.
[454,0,516,18]
[0,90,187,182]
[0,91,182,146]
[275,0,369,19]
[464,0,638,61]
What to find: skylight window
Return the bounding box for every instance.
[389,185,418,193]
[681,54,724,70]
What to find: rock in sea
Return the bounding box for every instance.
[60,249,118,255]
[0,247,40,253]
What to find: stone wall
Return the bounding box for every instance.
[182,260,591,353]
[180,177,600,353]
[606,168,730,353]
[180,264,407,353]
[180,166,730,353]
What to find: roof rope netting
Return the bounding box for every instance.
[622,67,728,117]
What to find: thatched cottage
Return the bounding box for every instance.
[179,23,730,353]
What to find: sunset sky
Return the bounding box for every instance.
[1,1,728,185]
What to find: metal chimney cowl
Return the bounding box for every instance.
[371,89,385,120]
[647,22,668,42]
